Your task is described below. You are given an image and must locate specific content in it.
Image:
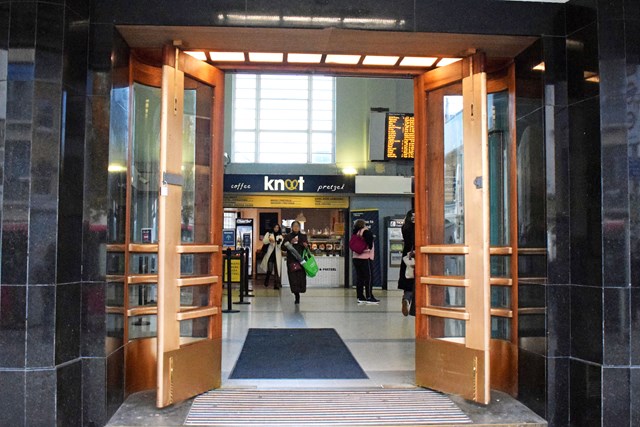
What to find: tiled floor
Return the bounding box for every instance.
[222,285,416,389]
[106,285,547,426]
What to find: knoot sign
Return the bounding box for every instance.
[224,174,355,194]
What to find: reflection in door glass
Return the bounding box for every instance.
[182,77,213,244]
[130,83,161,243]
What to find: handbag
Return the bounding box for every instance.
[403,254,415,279]
[288,260,303,272]
[349,231,368,254]
[301,248,319,278]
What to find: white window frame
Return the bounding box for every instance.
[231,73,336,164]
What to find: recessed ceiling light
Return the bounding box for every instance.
[185,51,207,61]
[248,52,284,62]
[287,53,323,63]
[436,58,462,67]
[209,51,245,61]
[325,54,361,65]
[399,57,438,67]
[362,55,400,66]
[533,62,546,71]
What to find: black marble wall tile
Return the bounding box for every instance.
[82,94,109,282]
[66,0,90,19]
[9,2,36,49]
[625,0,640,20]
[34,2,64,82]
[515,40,544,121]
[567,22,600,104]
[570,359,602,427]
[83,357,107,427]
[63,6,89,96]
[603,287,631,365]
[106,347,125,421]
[0,370,25,426]
[569,97,602,288]
[598,0,624,20]
[543,36,569,107]
[57,360,82,427]
[632,368,640,427]
[26,369,56,426]
[55,283,81,364]
[57,93,86,284]
[82,282,106,357]
[247,0,415,32]
[0,3,9,49]
[602,367,630,427]
[518,349,546,419]
[89,24,115,72]
[571,285,603,363]
[29,81,62,285]
[631,288,640,365]
[547,357,570,427]
[565,0,597,35]
[548,285,571,357]
[0,286,26,367]
[26,285,55,367]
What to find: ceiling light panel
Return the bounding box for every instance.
[436,58,462,67]
[325,54,361,65]
[248,52,284,62]
[185,51,208,61]
[399,56,438,67]
[362,55,400,66]
[287,53,323,63]
[209,51,245,61]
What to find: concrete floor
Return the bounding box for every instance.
[107,285,547,426]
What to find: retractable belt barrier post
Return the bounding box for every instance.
[234,248,250,305]
[243,248,254,298]
[223,248,240,313]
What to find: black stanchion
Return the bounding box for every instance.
[222,248,239,313]
[234,248,250,305]
[243,248,255,298]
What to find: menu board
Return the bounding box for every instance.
[384,113,415,160]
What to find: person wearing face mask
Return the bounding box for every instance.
[260,224,283,289]
[398,209,416,316]
[282,221,309,305]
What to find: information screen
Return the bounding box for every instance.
[384,113,415,160]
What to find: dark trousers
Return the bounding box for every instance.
[353,258,374,299]
[264,253,278,286]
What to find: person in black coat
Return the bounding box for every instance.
[283,221,308,304]
[398,209,415,316]
[351,219,379,304]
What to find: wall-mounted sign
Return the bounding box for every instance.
[224,194,349,209]
[224,174,355,194]
[385,113,415,160]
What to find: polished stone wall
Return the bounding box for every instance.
[2,0,639,426]
[0,1,110,426]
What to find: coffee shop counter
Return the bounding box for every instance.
[281,255,344,287]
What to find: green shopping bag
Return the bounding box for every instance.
[302,248,319,278]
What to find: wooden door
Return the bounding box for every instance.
[414,53,491,404]
[156,45,225,408]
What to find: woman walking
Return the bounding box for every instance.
[351,219,379,304]
[283,221,308,304]
[260,224,283,289]
[398,210,415,316]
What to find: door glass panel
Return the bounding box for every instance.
[491,285,511,309]
[107,282,125,307]
[107,252,125,275]
[491,316,511,340]
[129,253,158,274]
[130,83,161,244]
[180,253,211,276]
[129,284,158,307]
[108,86,130,244]
[429,255,465,276]
[129,315,157,339]
[180,318,209,341]
[180,285,210,308]
[443,94,464,246]
[429,286,466,308]
[490,256,511,277]
[429,317,466,340]
[488,91,510,247]
[182,77,212,244]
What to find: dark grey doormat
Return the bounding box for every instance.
[229,328,368,379]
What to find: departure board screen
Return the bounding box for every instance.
[384,113,415,160]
